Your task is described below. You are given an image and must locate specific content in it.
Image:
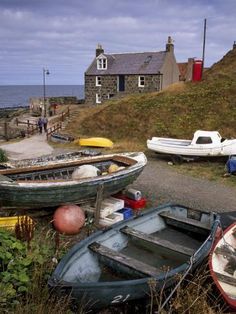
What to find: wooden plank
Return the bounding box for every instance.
[159,211,210,230]
[121,226,194,256]
[215,271,236,287]
[94,184,104,226]
[89,242,161,277]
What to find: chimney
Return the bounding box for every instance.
[96,44,104,57]
[233,41,236,50]
[166,36,174,53]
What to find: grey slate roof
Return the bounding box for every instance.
[85,51,167,75]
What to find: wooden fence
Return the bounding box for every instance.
[15,118,39,137]
[1,107,71,141]
[46,122,62,140]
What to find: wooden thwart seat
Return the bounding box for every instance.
[120,226,194,256]
[159,211,210,230]
[215,271,236,287]
[89,242,161,277]
[215,245,236,259]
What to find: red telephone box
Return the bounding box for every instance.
[192,59,203,81]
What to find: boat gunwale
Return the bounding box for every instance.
[49,204,220,289]
[209,221,236,308]
[0,155,137,176]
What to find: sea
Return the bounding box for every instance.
[0,85,84,109]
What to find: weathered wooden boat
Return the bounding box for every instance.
[147,130,236,161]
[209,222,236,310]
[0,152,146,210]
[48,204,220,310]
[74,137,114,148]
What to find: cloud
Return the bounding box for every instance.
[0,0,235,84]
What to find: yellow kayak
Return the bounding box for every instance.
[74,137,113,148]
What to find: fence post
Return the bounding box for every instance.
[27,120,30,128]
[16,118,18,126]
[4,121,8,141]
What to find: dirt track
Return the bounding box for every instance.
[132,155,236,229]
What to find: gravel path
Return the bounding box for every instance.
[132,155,236,228]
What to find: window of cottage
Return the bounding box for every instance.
[96,76,101,86]
[139,76,145,87]
[97,58,107,70]
[96,93,101,104]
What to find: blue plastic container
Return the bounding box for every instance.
[117,207,133,220]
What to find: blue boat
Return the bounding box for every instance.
[48,204,220,310]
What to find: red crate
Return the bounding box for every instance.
[113,194,147,210]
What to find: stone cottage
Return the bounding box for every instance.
[85,36,180,105]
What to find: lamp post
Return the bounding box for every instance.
[43,68,50,117]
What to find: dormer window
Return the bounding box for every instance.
[97,56,107,70]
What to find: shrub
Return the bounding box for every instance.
[0,148,8,162]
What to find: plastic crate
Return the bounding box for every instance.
[99,212,123,226]
[101,197,125,211]
[114,194,147,210]
[117,207,133,220]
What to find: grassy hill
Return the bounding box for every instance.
[65,47,236,147]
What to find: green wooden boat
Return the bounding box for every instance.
[0,152,147,210]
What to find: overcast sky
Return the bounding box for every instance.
[0,0,235,85]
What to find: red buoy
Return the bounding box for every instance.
[53,204,85,235]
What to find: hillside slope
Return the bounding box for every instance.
[65,47,236,144]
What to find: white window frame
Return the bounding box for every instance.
[97,57,107,70]
[96,76,101,86]
[138,76,145,87]
[96,93,101,104]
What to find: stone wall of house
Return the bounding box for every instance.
[85,74,161,105]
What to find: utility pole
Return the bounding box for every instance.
[43,68,50,117]
[201,18,207,79]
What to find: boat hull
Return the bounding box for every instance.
[147,138,236,158]
[0,152,146,210]
[49,204,220,310]
[209,222,236,310]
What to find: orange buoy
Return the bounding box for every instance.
[53,204,85,235]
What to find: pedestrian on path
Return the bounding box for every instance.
[37,117,43,134]
[42,117,48,132]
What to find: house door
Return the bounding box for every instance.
[118,75,125,92]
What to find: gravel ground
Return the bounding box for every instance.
[132,155,236,229]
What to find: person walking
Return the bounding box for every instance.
[42,117,48,132]
[37,117,43,134]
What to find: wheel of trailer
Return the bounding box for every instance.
[171,155,183,164]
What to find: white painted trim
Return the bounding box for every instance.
[97,57,107,70]
[138,76,145,87]
[96,76,101,86]
[96,93,101,104]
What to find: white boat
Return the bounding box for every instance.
[147,130,236,160]
[209,222,236,311]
